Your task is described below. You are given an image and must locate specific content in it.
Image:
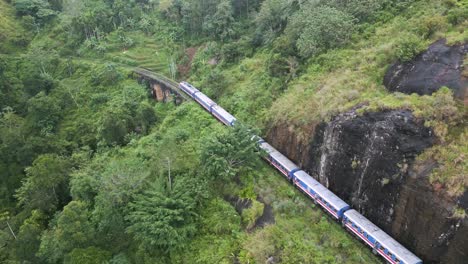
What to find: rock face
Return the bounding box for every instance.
[307,110,434,217]
[266,109,468,263]
[384,39,467,102]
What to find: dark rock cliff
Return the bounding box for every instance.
[384,39,467,103]
[266,109,468,263]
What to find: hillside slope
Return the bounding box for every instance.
[0,0,466,263]
[186,0,467,263]
[0,0,27,53]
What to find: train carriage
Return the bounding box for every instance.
[343,210,422,264]
[193,92,216,111]
[259,142,299,179]
[343,209,381,248]
[313,183,350,219]
[292,170,322,200]
[211,105,236,126]
[375,231,423,264]
[179,82,199,97]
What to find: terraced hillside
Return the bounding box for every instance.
[105,32,174,75]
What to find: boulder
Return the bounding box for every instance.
[384,39,467,102]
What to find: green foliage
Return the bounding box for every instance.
[91,64,123,86]
[200,198,241,235]
[125,178,198,251]
[254,0,295,45]
[16,154,71,214]
[201,124,260,183]
[326,0,385,22]
[421,131,467,197]
[446,0,468,25]
[203,0,235,41]
[27,91,63,133]
[0,0,29,53]
[394,34,426,62]
[38,201,95,263]
[0,0,465,262]
[13,210,46,262]
[289,5,356,57]
[418,15,449,39]
[242,200,264,229]
[452,206,467,219]
[65,247,112,264]
[13,0,57,24]
[0,108,28,208]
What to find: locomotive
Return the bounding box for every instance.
[179,81,422,264]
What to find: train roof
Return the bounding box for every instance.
[180,82,199,94]
[293,170,321,188]
[212,105,236,124]
[270,151,299,172]
[194,92,216,107]
[344,209,382,235]
[259,142,278,154]
[313,183,349,211]
[344,210,422,264]
[375,231,422,264]
[259,142,299,172]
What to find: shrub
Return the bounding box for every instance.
[453,206,467,219]
[447,3,468,25]
[425,131,467,197]
[394,34,425,62]
[242,200,265,229]
[418,15,448,39]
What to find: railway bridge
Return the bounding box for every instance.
[133,68,189,104]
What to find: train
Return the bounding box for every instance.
[178,81,422,264]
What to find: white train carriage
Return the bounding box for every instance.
[343,210,422,264]
[193,92,216,111]
[292,170,322,200]
[211,105,236,126]
[179,82,199,97]
[313,183,350,219]
[259,142,299,179]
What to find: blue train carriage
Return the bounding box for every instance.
[312,183,350,220]
[211,105,236,126]
[193,91,216,111]
[292,170,322,200]
[259,142,299,180]
[343,210,422,264]
[179,82,199,97]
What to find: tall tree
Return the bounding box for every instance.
[15,154,71,214]
[254,0,296,44]
[200,124,259,183]
[13,210,46,263]
[38,201,94,263]
[203,0,235,41]
[288,5,356,57]
[125,177,198,252]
